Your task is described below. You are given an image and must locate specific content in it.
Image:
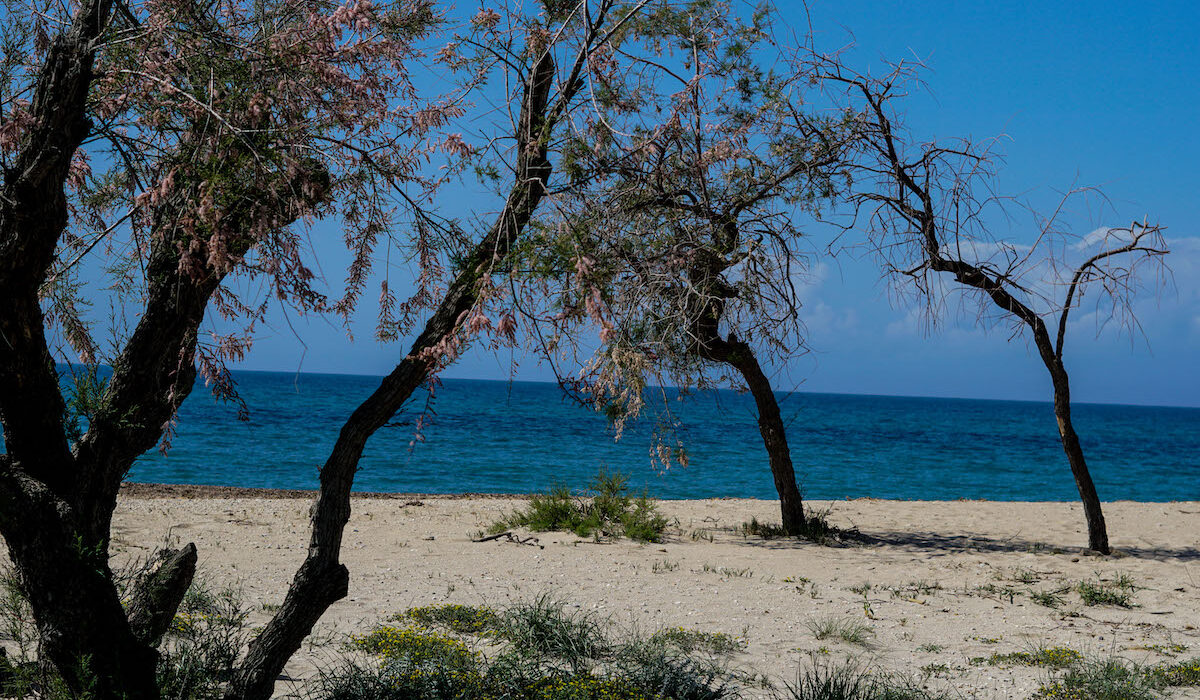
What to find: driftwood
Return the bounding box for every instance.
[472,531,543,549]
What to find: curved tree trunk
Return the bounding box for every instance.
[695,330,806,535]
[727,344,806,536]
[1050,366,1110,554]
[221,48,560,700]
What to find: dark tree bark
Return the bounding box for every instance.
[126,544,200,647]
[222,43,572,700]
[696,331,806,535]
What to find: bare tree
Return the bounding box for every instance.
[819,57,1169,554]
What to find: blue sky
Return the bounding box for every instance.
[218,0,1199,407]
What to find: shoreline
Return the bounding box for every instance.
[118,482,1197,504]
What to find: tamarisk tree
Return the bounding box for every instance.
[821,57,1168,554]
[517,7,856,535]
[0,0,461,694]
[1,0,660,694]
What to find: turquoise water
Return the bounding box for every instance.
[110,370,1199,501]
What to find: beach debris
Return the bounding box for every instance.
[472,531,543,549]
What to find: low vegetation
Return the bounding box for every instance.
[784,659,947,700]
[804,618,873,648]
[489,470,671,543]
[324,596,744,700]
[740,509,854,546]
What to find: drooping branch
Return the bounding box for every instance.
[224,9,621,691]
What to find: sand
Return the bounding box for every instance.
[99,491,1199,697]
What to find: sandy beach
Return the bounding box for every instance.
[103,489,1199,698]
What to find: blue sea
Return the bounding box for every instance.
[109,370,1200,502]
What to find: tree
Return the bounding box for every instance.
[1,0,455,692]
[819,57,1168,554]
[515,6,854,535]
[1,0,662,695]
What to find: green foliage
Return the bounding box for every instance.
[1145,657,1200,687]
[0,568,249,700]
[158,582,251,700]
[978,646,1081,668]
[319,597,741,700]
[648,628,745,657]
[1076,575,1136,608]
[396,604,502,636]
[498,596,610,671]
[1032,659,1159,700]
[491,470,670,543]
[784,659,948,700]
[804,618,872,647]
[741,508,847,545]
[353,626,479,667]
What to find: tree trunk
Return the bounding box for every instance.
[694,325,807,535]
[221,49,559,700]
[126,543,199,646]
[1050,366,1110,554]
[0,473,160,699]
[721,342,806,535]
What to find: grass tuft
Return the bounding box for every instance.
[804,618,872,647]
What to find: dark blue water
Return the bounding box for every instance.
[109,370,1199,501]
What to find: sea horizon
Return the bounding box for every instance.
[89,368,1200,503]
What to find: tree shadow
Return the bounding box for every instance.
[723,528,1200,561]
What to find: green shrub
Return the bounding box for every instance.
[1032,658,1158,700]
[315,596,741,700]
[158,582,251,700]
[353,625,478,668]
[491,470,669,543]
[1145,657,1200,686]
[1076,576,1136,608]
[741,508,849,545]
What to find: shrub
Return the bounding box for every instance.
[320,597,742,700]
[491,470,670,543]
[981,646,1082,668]
[1032,658,1158,700]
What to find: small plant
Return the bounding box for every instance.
[1010,568,1041,584]
[498,595,609,671]
[649,628,746,656]
[981,646,1082,668]
[1030,590,1065,608]
[1032,658,1159,700]
[1077,578,1135,608]
[741,507,850,545]
[919,662,950,678]
[490,470,669,543]
[1145,657,1200,687]
[395,603,501,636]
[847,582,872,596]
[651,559,680,574]
[353,625,478,666]
[805,617,872,647]
[785,658,948,700]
